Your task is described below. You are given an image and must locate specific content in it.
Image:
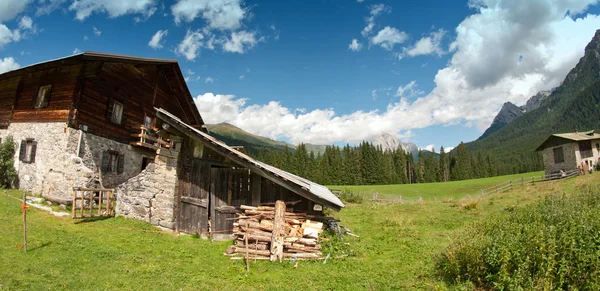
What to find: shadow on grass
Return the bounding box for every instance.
[73,216,114,224]
[26,241,52,252]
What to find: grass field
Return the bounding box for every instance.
[332,171,544,200]
[0,171,594,290]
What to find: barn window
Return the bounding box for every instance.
[101,151,124,174]
[34,85,52,108]
[111,101,123,124]
[553,147,564,164]
[579,141,593,159]
[19,139,37,163]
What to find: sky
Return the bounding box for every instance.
[1,0,600,152]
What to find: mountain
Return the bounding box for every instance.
[205,123,292,155]
[478,102,524,140]
[466,29,600,171]
[523,90,553,112]
[373,133,419,155]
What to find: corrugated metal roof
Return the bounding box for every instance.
[155,108,345,211]
[536,130,600,151]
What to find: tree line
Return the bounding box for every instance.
[255,141,542,185]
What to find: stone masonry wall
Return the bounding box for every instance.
[115,136,182,229]
[0,122,155,199]
[542,142,578,175]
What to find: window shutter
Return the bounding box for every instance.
[120,110,127,126]
[19,141,26,162]
[30,141,37,163]
[41,89,50,108]
[106,99,114,121]
[101,151,110,173]
[117,154,125,174]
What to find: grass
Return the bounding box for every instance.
[0,172,594,290]
[332,171,544,201]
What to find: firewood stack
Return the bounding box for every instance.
[226,200,328,261]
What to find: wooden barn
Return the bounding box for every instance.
[0,52,343,238]
[536,130,600,175]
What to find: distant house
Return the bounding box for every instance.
[0,52,343,238]
[535,130,600,175]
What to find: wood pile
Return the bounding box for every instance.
[226,200,327,261]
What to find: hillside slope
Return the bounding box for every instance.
[466,29,600,168]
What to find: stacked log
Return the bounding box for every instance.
[227,201,326,261]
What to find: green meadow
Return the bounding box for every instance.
[0,171,595,290]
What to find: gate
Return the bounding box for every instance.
[178,159,210,234]
[210,168,251,240]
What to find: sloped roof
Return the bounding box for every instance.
[0,52,203,126]
[155,108,345,211]
[536,130,600,151]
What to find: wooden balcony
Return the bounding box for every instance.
[130,126,172,151]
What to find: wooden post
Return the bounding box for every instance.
[98,191,103,216]
[270,200,285,262]
[89,190,93,217]
[521,177,524,186]
[22,192,27,252]
[251,174,261,206]
[510,180,512,190]
[531,176,534,184]
[495,185,498,194]
[71,188,76,218]
[244,233,250,272]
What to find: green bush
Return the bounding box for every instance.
[0,136,17,188]
[339,189,363,204]
[436,187,600,290]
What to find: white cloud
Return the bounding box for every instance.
[0,24,18,47]
[172,0,246,30]
[176,29,204,61]
[239,75,245,80]
[370,26,408,50]
[186,69,195,75]
[399,29,446,59]
[205,76,214,83]
[0,57,20,74]
[361,4,389,37]
[83,35,88,41]
[73,48,81,54]
[270,25,280,40]
[348,38,362,51]
[148,29,168,49]
[93,26,101,36]
[443,146,454,153]
[357,0,365,2]
[396,81,424,98]
[222,30,257,53]
[36,0,67,16]
[0,0,33,22]
[69,0,157,21]
[18,16,33,30]
[422,144,436,152]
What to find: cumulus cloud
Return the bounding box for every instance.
[361,4,389,37]
[396,81,424,98]
[69,0,157,21]
[36,0,67,16]
[370,26,408,50]
[148,29,168,49]
[222,30,257,53]
[172,0,246,30]
[0,0,33,22]
[399,29,446,59]
[348,38,362,51]
[0,57,20,74]
[18,16,33,30]
[176,29,204,61]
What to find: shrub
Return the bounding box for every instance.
[339,189,363,204]
[0,136,17,188]
[436,187,600,290]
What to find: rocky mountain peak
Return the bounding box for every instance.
[372,133,419,155]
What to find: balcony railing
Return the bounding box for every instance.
[130,126,171,150]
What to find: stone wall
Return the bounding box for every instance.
[115,136,181,229]
[0,122,155,199]
[542,142,579,175]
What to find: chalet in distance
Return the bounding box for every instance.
[536,130,600,175]
[0,52,343,238]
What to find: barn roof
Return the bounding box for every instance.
[0,52,203,126]
[155,107,345,211]
[535,130,600,151]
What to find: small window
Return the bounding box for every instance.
[141,157,153,171]
[19,139,37,163]
[34,85,52,108]
[553,147,564,164]
[111,101,123,124]
[101,151,124,174]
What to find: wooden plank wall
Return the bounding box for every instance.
[260,177,311,213]
[76,62,197,144]
[0,76,20,128]
[10,64,82,123]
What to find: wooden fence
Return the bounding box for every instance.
[71,187,115,219]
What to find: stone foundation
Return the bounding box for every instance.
[115,137,181,229]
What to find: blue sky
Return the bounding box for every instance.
[1,0,600,151]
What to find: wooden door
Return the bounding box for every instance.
[178,159,210,234]
[210,168,251,241]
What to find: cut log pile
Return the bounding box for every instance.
[226,200,328,261]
